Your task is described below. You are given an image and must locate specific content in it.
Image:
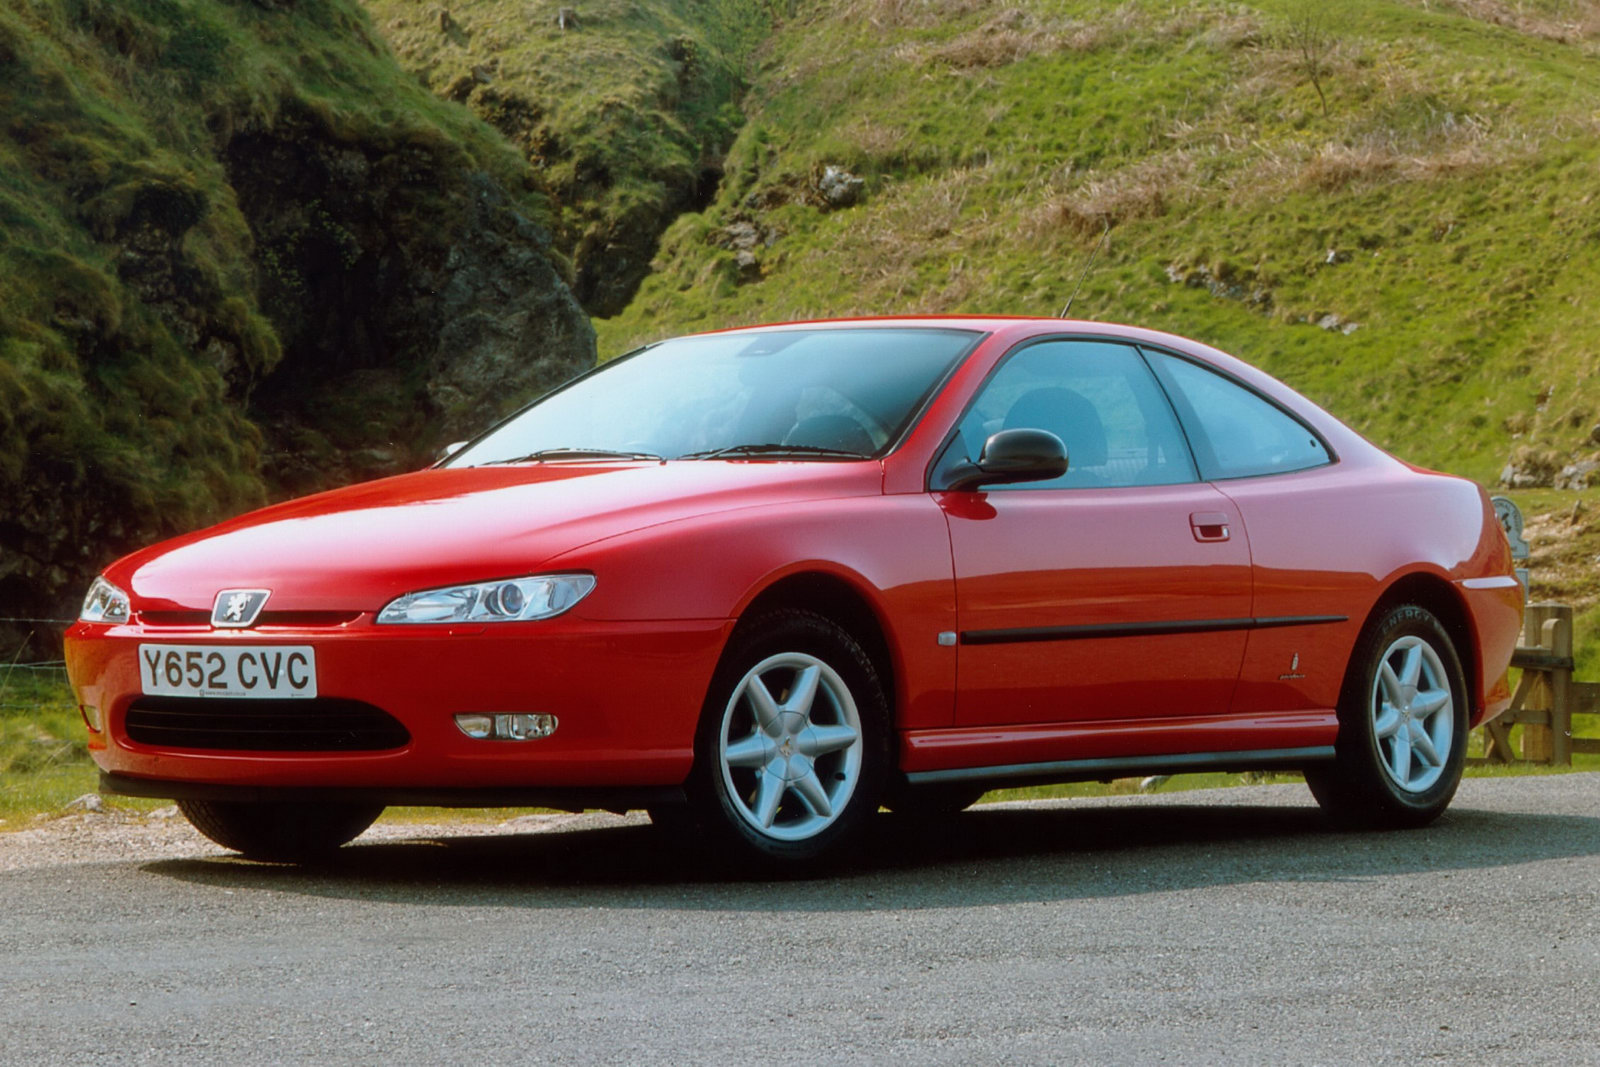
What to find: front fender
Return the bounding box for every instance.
[550,493,958,729]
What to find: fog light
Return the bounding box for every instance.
[496,713,557,740]
[454,713,494,739]
[78,704,102,734]
[454,713,558,741]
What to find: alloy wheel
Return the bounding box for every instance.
[716,652,863,842]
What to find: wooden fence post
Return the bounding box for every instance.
[1522,605,1563,761]
[1476,602,1576,766]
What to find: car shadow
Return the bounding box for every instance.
[139,790,1600,912]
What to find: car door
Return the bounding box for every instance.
[935,339,1254,728]
[1142,347,1352,720]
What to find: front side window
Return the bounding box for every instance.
[447,328,979,465]
[942,340,1197,489]
[1146,351,1331,480]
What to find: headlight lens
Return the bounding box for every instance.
[80,576,131,624]
[376,574,596,624]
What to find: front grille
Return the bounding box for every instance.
[138,611,363,628]
[124,697,411,752]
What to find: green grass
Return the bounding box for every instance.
[0,667,99,822]
[360,0,776,312]
[0,0,566,639]
[596,0,1600,489]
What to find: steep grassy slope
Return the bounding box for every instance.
[600,0,1600,489]
[362,0,773,313]
[0,0,592,649]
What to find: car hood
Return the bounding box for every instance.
[112,461,884,613]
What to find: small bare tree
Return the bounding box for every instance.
[1286,2,1334,118]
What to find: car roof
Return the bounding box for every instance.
[693,315,1224,353]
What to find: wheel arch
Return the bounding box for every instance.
[1364,571,1478,713]
[734,570,901,734]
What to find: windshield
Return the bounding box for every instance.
[446,327,980,466]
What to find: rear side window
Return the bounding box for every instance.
[1147,351,1331,480]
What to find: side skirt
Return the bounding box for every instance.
[904,746,1335,790]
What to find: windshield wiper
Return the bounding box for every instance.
[680,443,870,460]
[482,447,664,465]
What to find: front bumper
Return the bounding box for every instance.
[65,614,733,795]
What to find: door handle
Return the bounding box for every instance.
[1190,511,1231,542]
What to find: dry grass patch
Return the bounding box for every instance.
[918,2,1258,70]
[1519,491,1600,614]
[843,118,910,161]
[832,0,994,30]
[1026,152,1196,237]
[1405,0,1600,45]
[1289,121,1514,192]
[924,10,1109,69]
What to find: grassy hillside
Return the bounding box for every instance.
[362,0,774,313]
[0,0,592,647]
[598,0,1600,490]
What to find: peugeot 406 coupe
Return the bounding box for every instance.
[65,318,1523,868]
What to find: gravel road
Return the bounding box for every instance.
[3,775,1598,1065]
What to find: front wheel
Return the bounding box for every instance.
[178,799,384,862]
[688,609,890,871]
[1305,604,1468,829]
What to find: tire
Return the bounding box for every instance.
[687,609,890,871]
[178,799,384,862]
[1304,604,1468,829]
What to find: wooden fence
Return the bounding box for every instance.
[1474,602,1600,766]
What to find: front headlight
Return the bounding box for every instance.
[80,576,131,624]
[376,574,596,625]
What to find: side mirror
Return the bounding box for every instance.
[939,428,1068,491]
[434,441,468,465]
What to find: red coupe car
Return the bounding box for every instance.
[65,317,1522,868]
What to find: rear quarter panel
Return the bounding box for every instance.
[1219,460,1519,722]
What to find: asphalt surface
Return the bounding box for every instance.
[2,774,1598,1065]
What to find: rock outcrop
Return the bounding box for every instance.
[0,0,594,656]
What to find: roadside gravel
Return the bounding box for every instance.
[0,806,608,872]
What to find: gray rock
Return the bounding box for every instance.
[721,220,763,250]
[817,165,864,208]
[1500,446,1564,488]
[1554,459,1600,490]
[734,248,760,282]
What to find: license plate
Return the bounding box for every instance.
[138,644,318,699]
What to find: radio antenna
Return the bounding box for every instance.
[1059,220,1111,319]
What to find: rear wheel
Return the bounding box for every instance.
[1305,604,1467,829]
[178,799,384,862]
[688,609,889,871]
